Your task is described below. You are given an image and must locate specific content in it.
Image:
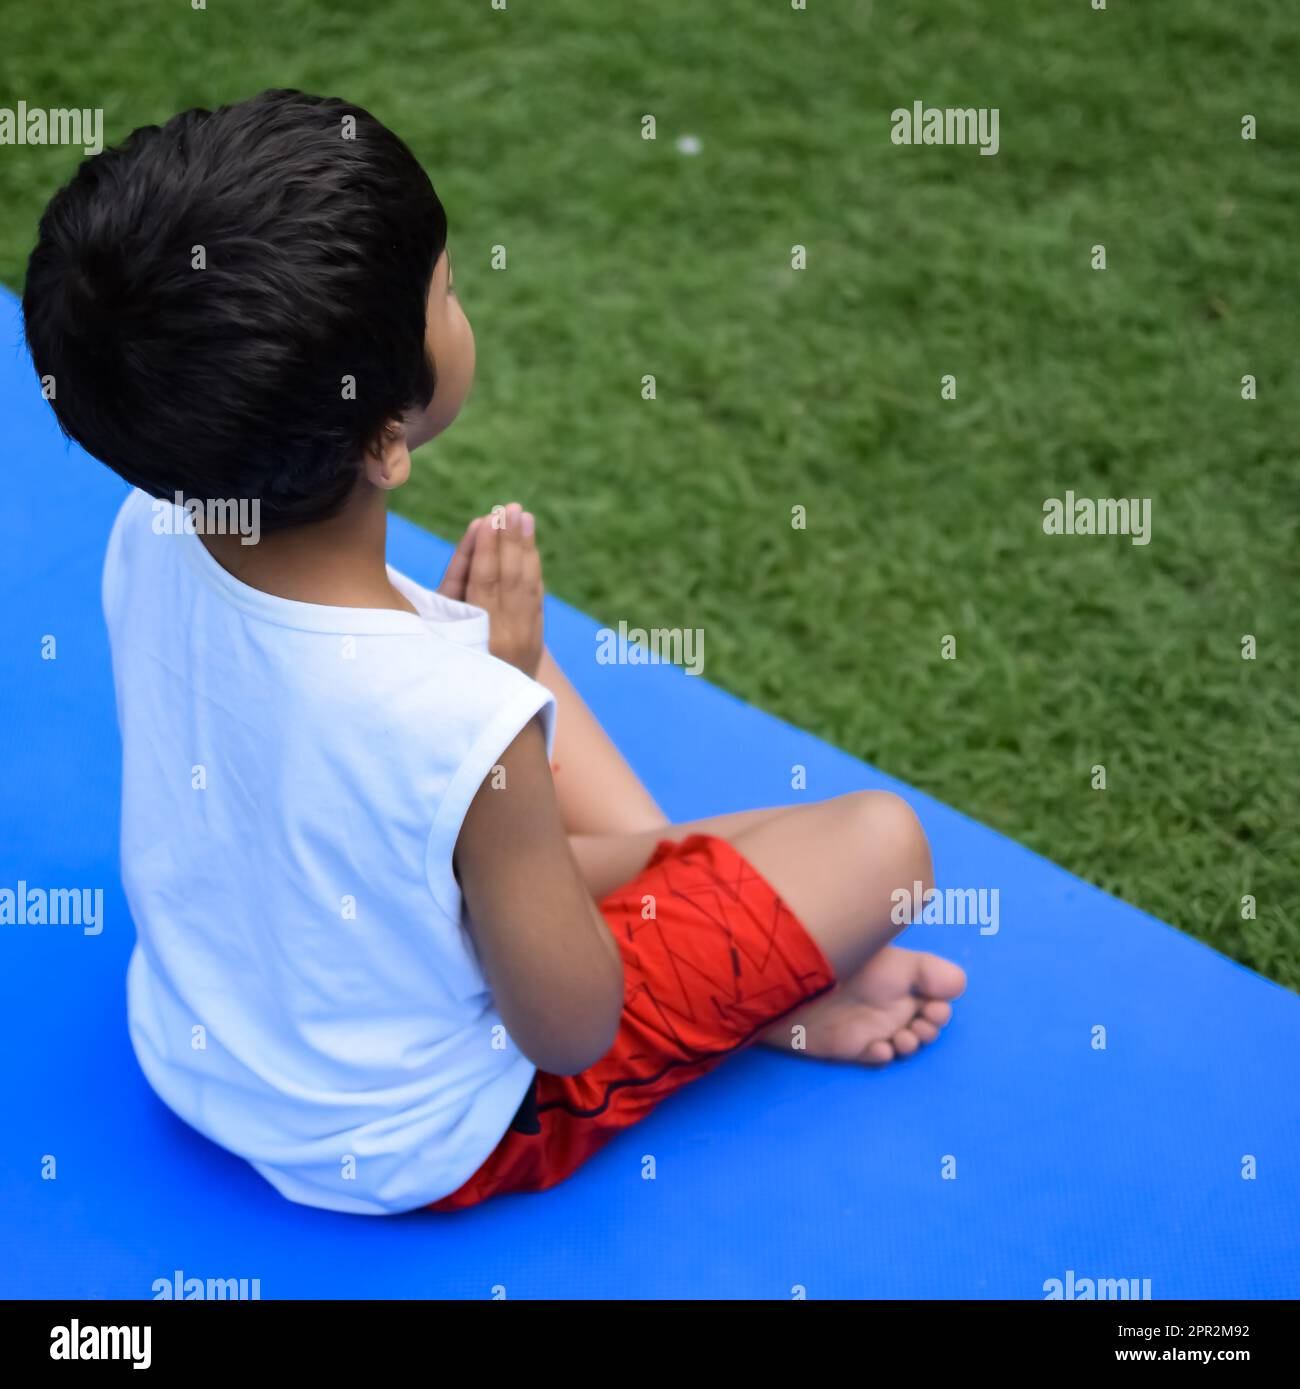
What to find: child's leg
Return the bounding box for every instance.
[431,793,963,1210]
[537,647,800,850]
[537,647,669,835]
[573,792,966,1065]
[724,795,965,1063]
[534,648,965,1062]
[724,792,931,979]
[580,791,932,973]
[570,803,798,899]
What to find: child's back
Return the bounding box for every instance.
[105,487,552,1212]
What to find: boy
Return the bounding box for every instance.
[23,90,965,1215]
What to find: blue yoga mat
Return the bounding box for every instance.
[1,288,1296,1299]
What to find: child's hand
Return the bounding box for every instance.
[466,502,543,677]
[435,516,482,603]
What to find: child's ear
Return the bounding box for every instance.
[363,419,412,492]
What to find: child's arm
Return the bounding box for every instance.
[451,503,623,1076]
[439,512,667,838]
[456,717,624,1075]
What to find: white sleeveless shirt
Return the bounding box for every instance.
[102,489,553,1213]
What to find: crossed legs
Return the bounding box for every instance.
[539,649,966,1063]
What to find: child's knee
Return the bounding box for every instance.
[839,790,933,901]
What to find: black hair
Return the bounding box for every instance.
[23,89,446,531]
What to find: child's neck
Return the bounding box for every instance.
[198,483,418,614]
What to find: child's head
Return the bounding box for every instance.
[23,89,474,532]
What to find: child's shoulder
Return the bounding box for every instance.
[103,486,546,740]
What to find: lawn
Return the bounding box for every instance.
[2,0,1296,985]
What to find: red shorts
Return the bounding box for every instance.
[430,833,835,1211]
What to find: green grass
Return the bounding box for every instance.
[2,0,1296,985]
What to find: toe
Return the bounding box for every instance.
[915,952,967,1001]
[862,1039,895,1066]
[891,1026,921,1057]
[910,1018,940,1044]
[919,999,952,1027]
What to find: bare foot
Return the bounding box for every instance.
[760,945,966,1065]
